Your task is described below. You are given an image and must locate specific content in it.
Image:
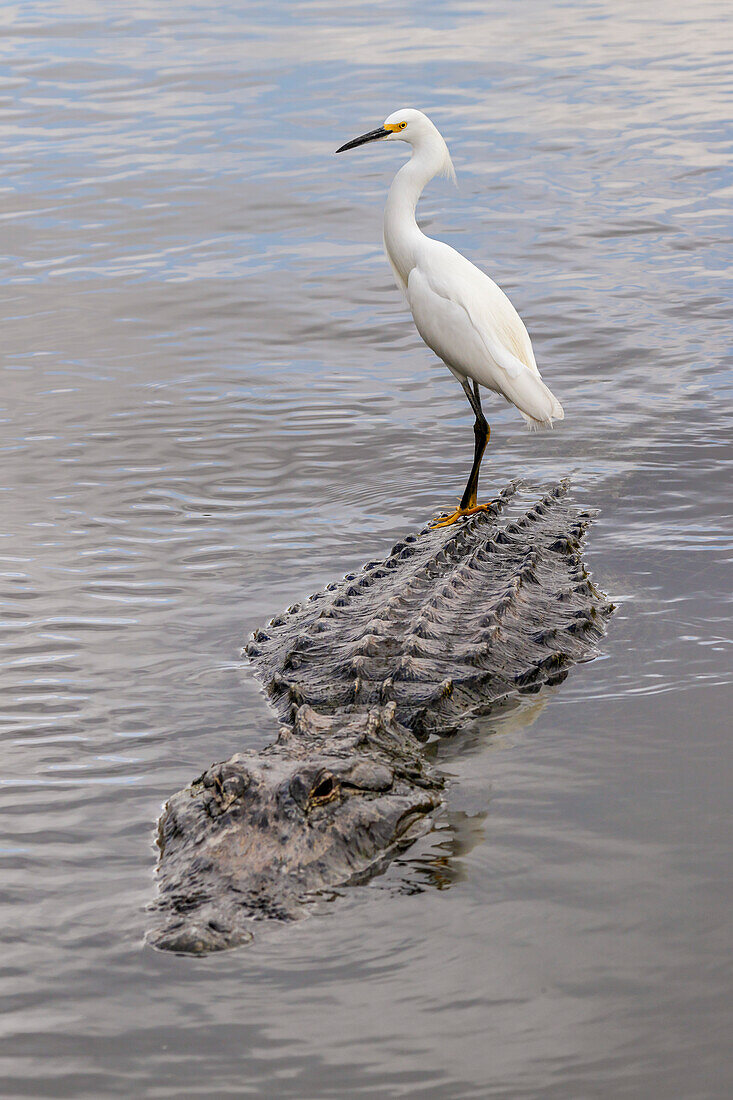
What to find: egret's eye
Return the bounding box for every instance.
[309,774,339,806]
[399,122,407,129]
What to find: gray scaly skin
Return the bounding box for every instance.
[148,481,613,954]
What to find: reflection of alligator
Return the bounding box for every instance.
[148,481,613,954]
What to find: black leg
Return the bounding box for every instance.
[430,379,492,528]
[459,380,490,511]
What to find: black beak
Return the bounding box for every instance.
[335,126,389,154]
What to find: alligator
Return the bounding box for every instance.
[148,481,613,954]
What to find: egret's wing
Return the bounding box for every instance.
[417,240,536,370]
[410,241,563,423]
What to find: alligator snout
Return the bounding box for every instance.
[147,902,253,955]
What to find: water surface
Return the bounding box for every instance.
[0,1,731,1096]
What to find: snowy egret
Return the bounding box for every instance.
[336,108,564,527]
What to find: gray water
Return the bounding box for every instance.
[1,1,731,1096]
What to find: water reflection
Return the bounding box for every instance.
[394,809,492,894]
[392,696,555,893]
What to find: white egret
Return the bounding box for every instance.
[336,108,564,527]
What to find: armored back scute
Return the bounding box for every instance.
[245,481,612,735]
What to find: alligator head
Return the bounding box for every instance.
[148,705,442,954]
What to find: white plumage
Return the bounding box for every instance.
[337,107,563,524]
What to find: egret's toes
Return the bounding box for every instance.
[430,502,497,529]
[430,509,463,529]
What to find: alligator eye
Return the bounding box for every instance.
[309,774,339,806]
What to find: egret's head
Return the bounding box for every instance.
[336,108,455,180]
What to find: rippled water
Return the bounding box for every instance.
[1,1,731,1096]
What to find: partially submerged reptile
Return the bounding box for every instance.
[148,481,612,954]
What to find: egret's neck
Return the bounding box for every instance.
[383,147,442,288]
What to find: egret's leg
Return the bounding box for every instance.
[431,381,496,528]
[460,381,490,510]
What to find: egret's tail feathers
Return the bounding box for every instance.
[520,397,564,430]
[521,410,562,431]
[501,370,564,430]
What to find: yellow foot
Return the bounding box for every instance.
[430,502,497,529]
